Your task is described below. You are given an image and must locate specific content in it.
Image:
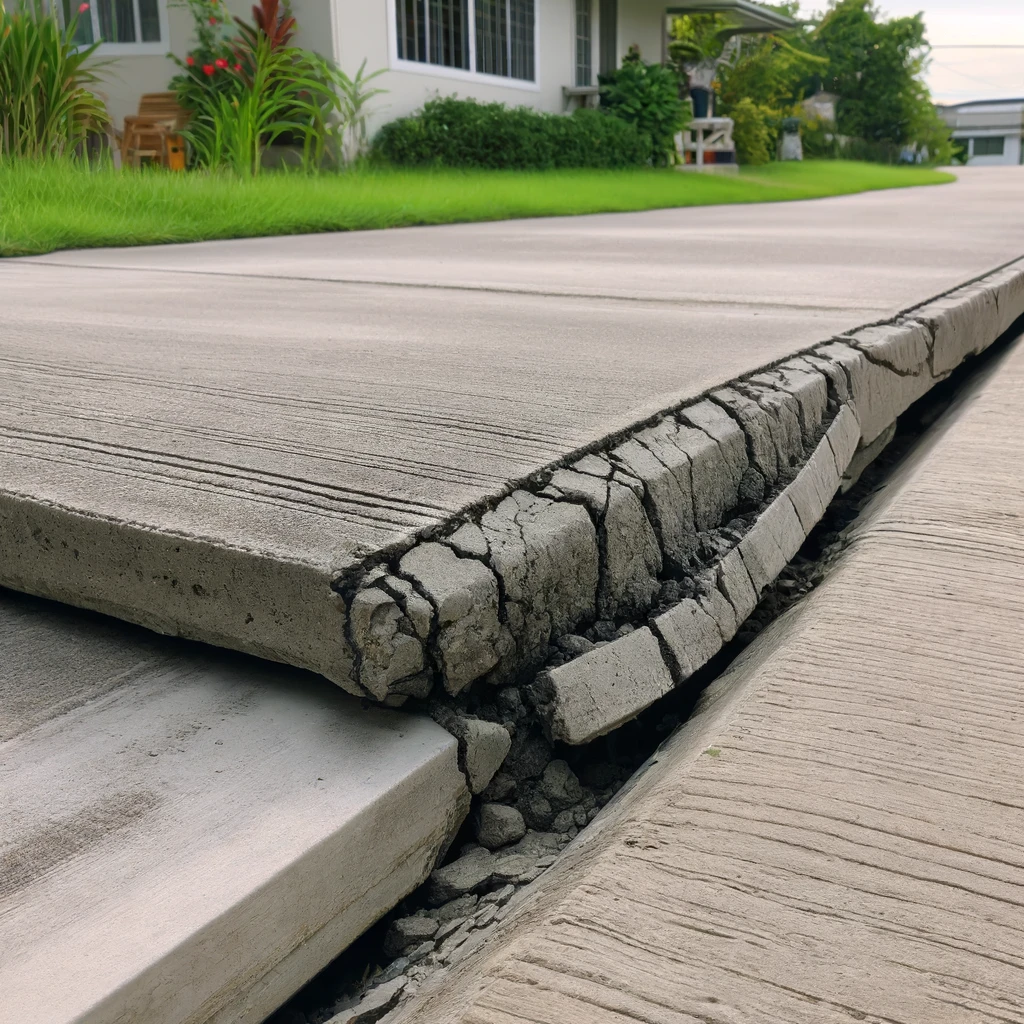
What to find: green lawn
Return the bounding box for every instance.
[0,159,954,257]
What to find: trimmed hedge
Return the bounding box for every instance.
[372,97,651,169]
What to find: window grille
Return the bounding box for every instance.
[395,0,534,82]
[396,0,470,69]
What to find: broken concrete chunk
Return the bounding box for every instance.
[539,760,583,811]
[710,387,780,486]
[540,627,675,745]
[826,404,862,478]
[764,363,830,444]
[480,491,599,675]
[738,514,787,596]
[445,522,491,560]
[399,543,501,695]
[741,381,805,474]
[548,465,662,620]
[842,420,896,493]
[384,916,438,958]
[717,548,758,624]
[476,804,527,850]
[426,847,495,905]
[382,575,433,640]
[673,421,744,529]
[678,399,748,486]
[697,582,738,643]
[348,586,424,701]
[913,291,994,376]
[652,598,723,680]
[327,976,409,1024]
[463,720,512,795]
[782,431,839,533]
[760,493,807,564]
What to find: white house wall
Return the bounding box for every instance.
[617,0,668,65]
[333,0,581,135]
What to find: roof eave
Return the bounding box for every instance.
[665,0,797,33]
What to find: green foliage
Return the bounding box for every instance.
[730,98,774,165]
[372,97,650,170]
[334,60,387,162]
[811,0,952,158]
[598,51,688,165]
[668,13,732,67]
[0,0,108,161]
[180,34,336,175]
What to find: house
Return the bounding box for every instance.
[938,99,1024,166]
[67,0,793,136]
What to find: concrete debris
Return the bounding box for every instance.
[347,587,424,701]
[538,760,583,811]
[843,421,896,493]
[399,543,501,695]
[383,917,438,959]
[425,847,495,905]
[326,976,407,1024]
[476,803,527,850]
[480,490,599,676]
[540,627,676,745]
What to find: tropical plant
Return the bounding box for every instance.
[235,0,294,53]
[598,49,688,165]
[668,13,732,68]
[0,0,108,160]
[181,33,333,175]
[333,59,387,162]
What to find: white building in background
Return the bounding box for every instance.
[938,99,1024,166]
[57,0,793,136]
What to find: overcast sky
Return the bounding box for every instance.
[798,1,1024,104]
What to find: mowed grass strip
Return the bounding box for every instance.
[0,159,954,257]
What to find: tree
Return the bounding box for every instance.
[810,0,949,154]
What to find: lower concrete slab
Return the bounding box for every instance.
[0,590,467,1024]
[385,335,1024,1023]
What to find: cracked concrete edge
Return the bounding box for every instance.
[343,260,1024,707]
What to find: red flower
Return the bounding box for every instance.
[202,64,215,75]
[208,15,217,24]
[77,2,89,11]
[186,55,194,66]
[233,62,241,71]
[215,57,228,68]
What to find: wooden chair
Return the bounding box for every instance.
[121,92,189,170]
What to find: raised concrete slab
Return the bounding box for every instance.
[2,169,1024,690]
[385,333,1024,1023]
[0,589,467,1024]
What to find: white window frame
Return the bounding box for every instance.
[59,0,169,56]
[388,0,541,92]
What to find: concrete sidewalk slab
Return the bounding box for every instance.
[0,590,467,1024]
[385,334,1024,1024]
[2,170,1023,690]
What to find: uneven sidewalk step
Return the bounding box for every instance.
[383,334,1024,1024]
[0,592,468,1024]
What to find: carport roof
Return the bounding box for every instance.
[666,0,797,32]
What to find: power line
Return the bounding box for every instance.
[931,45,1024,49]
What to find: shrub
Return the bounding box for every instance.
[730,97,773,166]
[0,0,108,161]
[372,98,649,170]
[598,49,688,165]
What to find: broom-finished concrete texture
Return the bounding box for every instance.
[382,333,1024,1024]
[3,168,1024,691]
[0,589,468,1024]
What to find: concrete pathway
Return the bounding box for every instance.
[385,333,1024,1024]
[1,170,1023,685]
[0,589,467,1024]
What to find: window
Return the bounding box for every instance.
[973,136,1005,157]
[394,0,536,82]
[396,0,470,70]
[63,0,163,46]
[575,0,592,87]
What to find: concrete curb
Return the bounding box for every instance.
[342,259,1024,711]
